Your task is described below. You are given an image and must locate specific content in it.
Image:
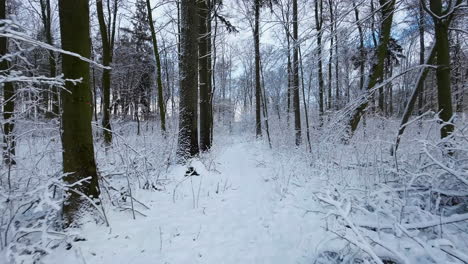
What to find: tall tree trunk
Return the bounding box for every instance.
[58,0,100,225]
[40,0,58,116]
[260,60,272,148]
[209,11,216,144]
[1,0,15,165]
[428,0,455,138]
[299,47,312,152]
[333,1,339,109]
[292,0,301,145]
[254,0,262,137]
[417,1,425,114]
[96,0,113,145]
[146,0,166,133]
[177,0,199,160]
[345,0,395,138]
[394,45,436,153]
[282,4,291,126]
[327,0,333,110]
[314,0,324,123]
[198,0,211,151]
[353,0,365,91]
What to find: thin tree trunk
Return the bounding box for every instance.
[96,0,113,145]
[254,0,262,137]
[333,2,339,109]
[146,0,166,133]
[299,47,312,153]
[394,45,435,153]
[292,0,301,145]
[58,0,100,225]
[417,1,425,114]
[209,10,216,144]
[40,0,57,116]
[260,61,272,149]
[353,0,365,91]
[315,0,324,124]
[327,0,333,110]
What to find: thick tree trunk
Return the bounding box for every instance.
[177,0,199,160]
[1,0,15,165]
[198,0,211,151]
[254,0,262,137]
[345,0,395,138]
[292,0,301,145]
[429,0,454,138]
[146,0,166,134]
[96,0,113,145]
[58,0,100,225]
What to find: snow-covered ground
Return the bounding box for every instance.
[44,135,328,264]
[3,117,468,264]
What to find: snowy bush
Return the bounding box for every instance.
[316,117,468,264]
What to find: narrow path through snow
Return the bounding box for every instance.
[47,138,326,264]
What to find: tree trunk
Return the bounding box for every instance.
[417,1,425,114]
[40,0,58,117]
[58,0,100,225]
[146,0,166,134]
[198,0,211,151]
[254,0,262,137]
[177,0,199,160]
[353,0,365,91]
[429,0,454,138]
[314,0,324,123]
[346,0,395,138]
[1,0,15,165]
[394,45,436,153]
[96,0,113,146]
[327,0,333,110]
[292,0,301,145]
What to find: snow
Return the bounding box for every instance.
[43,135,327,264]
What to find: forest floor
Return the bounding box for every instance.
[44,135,328,264]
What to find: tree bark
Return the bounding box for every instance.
[417,1,425,114]
[353,0,365,91]
[327,0,333,110]
[1,0,15,165]
[177,0,199,160]
[198,0,211,151]
[58,0,100,225]
[39,0,58,116]
[345,0,395,138]
[146,0,166,134]
[314,0,324,123]
[96,0,113,145]
[254,0,262,137]
[428,0,455,138]
[292,0,301,145]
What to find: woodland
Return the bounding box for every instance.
[0,0,468,263]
